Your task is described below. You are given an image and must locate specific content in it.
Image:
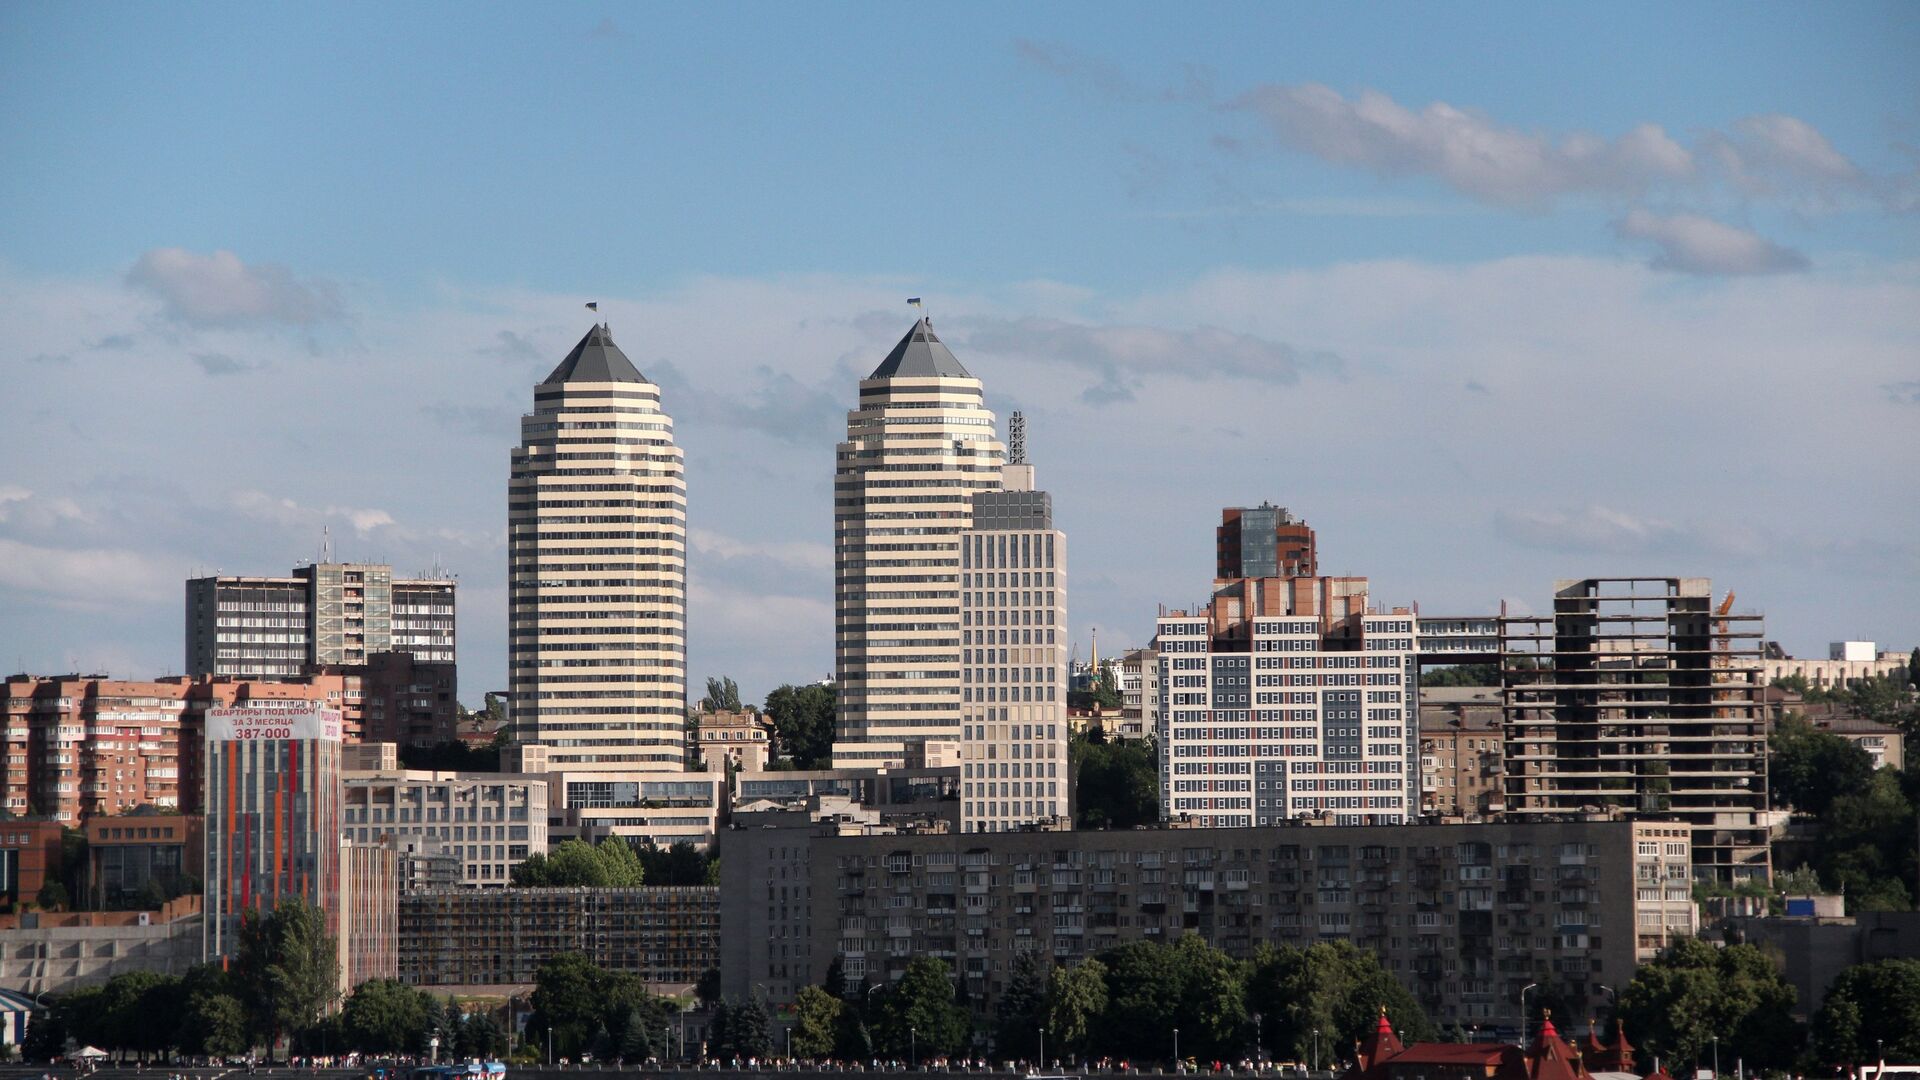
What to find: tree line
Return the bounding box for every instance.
[784,937,1431,1066]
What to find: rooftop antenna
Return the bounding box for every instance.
[1008,411,1026,466]
[321,525,333,564]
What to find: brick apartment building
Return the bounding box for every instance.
[2,673,357,824]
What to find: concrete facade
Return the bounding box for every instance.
[719,817,1697,1033]
[1503,578,1769,882]
[1726,911,1920,1018]
[0,898,204,995]
[342,768,548,886]
[834,318,1004,759]
[959,449,1069,833]
[184,564,457,678]
[509,324,688,772]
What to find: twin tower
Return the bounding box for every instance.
[508,318,1066,831]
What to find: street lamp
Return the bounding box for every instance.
[1712,1036,1720,1079]
[1312,1029,1320,1074]
[1040,1026,1047,1070]
[1174,1027,1181,1073]
[1519,984,1539,1051]
[911,1025,917,1070]
[1254,1012,1263,1068]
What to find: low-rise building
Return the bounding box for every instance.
[694,710,773,772]
[547,770,726,850]
[722,816,1697,1033]
[1726,909,1920,1017]
[0,822,64,910]
[1762,643,1910,692]
[398,885,718,991]
[734,766,960,831]
[83,814,203,910]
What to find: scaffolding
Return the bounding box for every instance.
[1500,577,1769,883]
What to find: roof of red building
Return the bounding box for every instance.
[1528,1014,1588,1080]
[1356,1008,1406,1071]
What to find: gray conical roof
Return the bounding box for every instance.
[869,318,972,379]
[543,324,646,384]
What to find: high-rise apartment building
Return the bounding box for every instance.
[1217,503,1317,579]
[834,319,1004,761]
[959,414,1068,832]
[508,324,688,771]
[1157,600,1419,827]
[202,705,345,960]
[185,565,457,678]
[1502,577,1769,882]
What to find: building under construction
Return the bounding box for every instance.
[1501,577,1769,883]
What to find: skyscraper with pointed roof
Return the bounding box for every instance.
[509,324,688,771]
[833,319,1004,762]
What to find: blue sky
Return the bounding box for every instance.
[2,4,1917,702]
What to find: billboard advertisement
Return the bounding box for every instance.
[205,705,344,743]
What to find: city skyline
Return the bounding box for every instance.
[3,6,1917,704]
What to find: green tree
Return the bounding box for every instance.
[792,986,845,1060]
[696,968,723,1008]
[1420,664,1501,687]
[530,952,603,1059]
[341,979,434,1055]
[1247,941,1432,1066]
[512,837,645,887]
[1909,647,1920,690]
[617,1006,653,1061]
[823,956,848,1001]
[874,957,969,1059]
[711,995,772,1059]
[22,1003,67,1061]
[1818,769,1918,913]
[1814,958,1920,1064]
[833,1009,874,1062]
[1073,736,1160,829]
[100,970,183,1061]
[460,1012,507,1060]
[636,841,714,886]
[1618,938,1800,1072]
[700,677,744,713]
[1044,958,1108,1063]
[994,952,1047,1060]
[35,880,68,911]
[1094,940,1181,1060]
[1169,934,1251,1062]
[763,683,836,769]
[1770,714,1877,816]
[235,897,340,1052]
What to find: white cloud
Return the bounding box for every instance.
[1229,83,1694,206]
[689,528,832,573]
[958,316,1342,405]
[1614,209,1809,275]
[1707,114,1862,195]
[229,490,396,536]
[127,248,342,327]
[0,537,173,607]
